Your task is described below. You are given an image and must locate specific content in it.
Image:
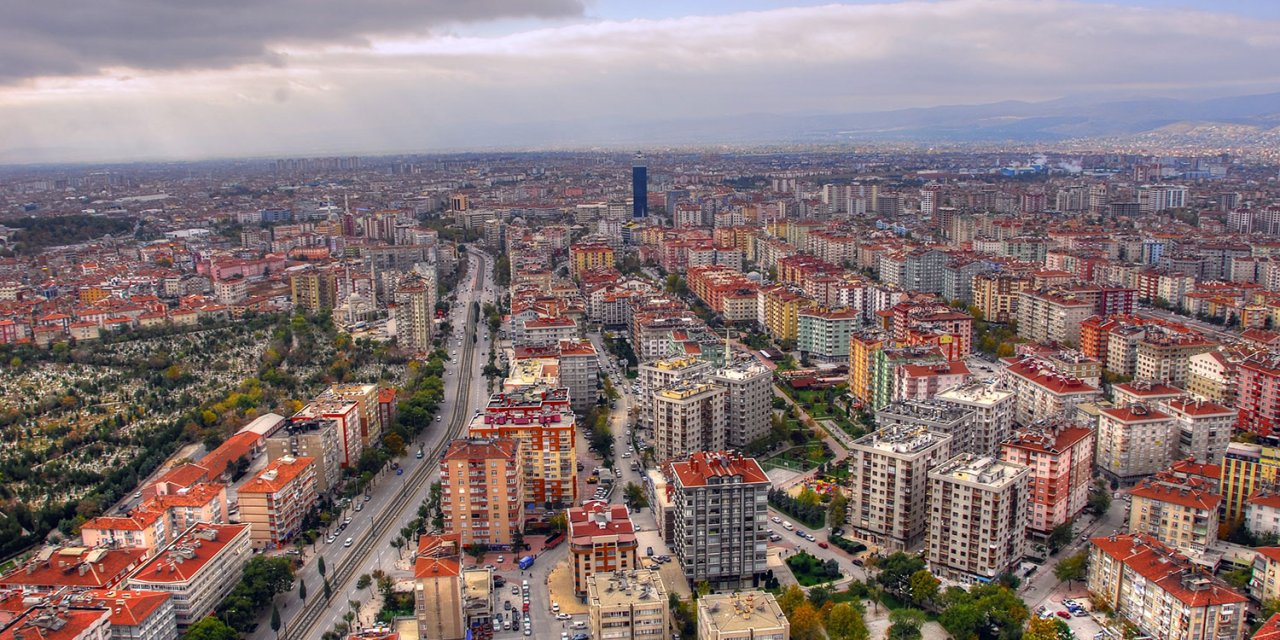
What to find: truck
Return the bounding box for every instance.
[518,555,535,570]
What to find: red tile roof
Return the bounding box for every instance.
[1090,534,1246,608]
[568,501,636,545]
[1100,406,1170,423]
[668,451,767,487]
[129,524,249,585]
[1163,398,1233,417]
[198,432,258,478]
[1256,613,1280,640]
[0,608,110,640]
[1129,476,1220,511]
[239,456,314,494]
[74,589,171,628]
[0,548,147,590]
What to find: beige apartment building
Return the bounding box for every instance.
[653,382,727,463]
[927,454,1031,584]
[1127,472,1220,558]
[935,383,1014,456]
[264,418,341,493]
[414,534,465,640]
[1088,534,1246,640]
[127,524,252,628]
[848,426,953,551]
[638,356,712,432]
[710,360,773,449]
[569,501,638,597]
[586,569,669,640]
[696,591,789,640]
[1016,289,1094,345]
[439,438,524,547]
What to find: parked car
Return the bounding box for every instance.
[817,541,829,549]
[1056,611,1071,620]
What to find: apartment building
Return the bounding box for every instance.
[558,339,602,413]
[876,400,975,455]
[439,438,524,547]
[710,361,772,449]
[1236,353,1280,437]
[586,568,669,640]
[999,424,1095,540]
[0,608,112,640]
[237,455,317,550]
[797,307,861,361]
[1127,472,1220,558]
[0,547,147,592]
[414,534,465,640]
[1087,534,1246,640]
[1186,350,1237,406]
[292,396,362,469]
[467,387,577,508]
[848,331,887,406]
[394,273,434,355]
[1247,492,1280,540]
[653,382,727,463]
[80,483,227,555]
[264,418,341,492]
[324,383,385,449]
[127,524,252,628]
[289,264,339,311]
[757,285,809,344]
[71,588,178,640]
[696,591,789,640]
[1221,440,1280,530]
[666,452,769,589]
[848,426,953,551]
[1016,289,1094,345]
[568,501,638,597]
[638,356,712,431]
[570,243,616,280]
[926,454,1031,584]
[935,383,1015,456]
[1096,406,1175,485]
[1001,357,1102,427]
[971,272,1031,323]
[1163,398,1234,465]
[1135,332,1216,388]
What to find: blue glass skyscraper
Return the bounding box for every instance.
[632,152,647,218]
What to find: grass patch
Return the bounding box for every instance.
[786,551,843,586]
[764,442,834,471]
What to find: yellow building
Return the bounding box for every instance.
[290,265,339,311]
[79,286,111,304]
[971,272,1031,324]
[570,242,616,280]
[1221,441,1280,534]
[848,331,887,406]
[759,285,809,344]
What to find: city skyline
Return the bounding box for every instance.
[4,0,1280,163]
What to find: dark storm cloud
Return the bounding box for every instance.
[0,0,585,82]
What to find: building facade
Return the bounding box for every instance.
[666,452,769,589]
[926,454,1031,584]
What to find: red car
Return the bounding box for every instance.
[817,542,829,549]
[1056,611,1071,620]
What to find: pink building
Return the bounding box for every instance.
[894,360,969,402]
[1000,424,1095,538]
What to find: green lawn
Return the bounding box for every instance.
[764,443,834,471]
[786,552,843,586]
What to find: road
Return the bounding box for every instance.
[1133,304,1239,342]
[257,249,496,640]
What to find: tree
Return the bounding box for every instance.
[185,617,239,640]
[1054,551,1088,587]
[270,605,282,638]
[357,573,372,591]
[778,584,806,617]
[797,487,821,508]
[825,602,869,640]
[298,578,307,602]
[318,556,326,577]
[624,482,649,509]
[790,602,824,640]
[1025,616,1064,640]
[696,581,712,598]
[1088,484,1111,515]
[908,569,940,608]
[1047,520,1074,553]
[1223,566,1252,590]
[875,552,927,599]
[323,576,332,600]
[383,432,407,456]
[828,492,849,528]
[887,608,926,640]
[548,512,568,532]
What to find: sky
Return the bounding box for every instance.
[2,0,1280,164]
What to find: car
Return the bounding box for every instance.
[552,602,560,613]
[769,534,783,542]
[363,494,372,502]
[555,613,572,621]
[343,517,352,525]
[504,601,512,611]
[571,621,588,630]
[287,548,301,555]
[497,555,505,563]
[817,541,829,549]
[503,621,511,631]
[646,546,654,557]
[326,535,336,543]
[512,586,520,595]
[133,492,142,499]
[524,628,531,636]
[344,537,353,547]
[354,502,363,512]
[771,516,781,524]
[1073,609,1088,617]
[562,633,569,640]
[1056,611,1071,620]
[572,634,590,640]
[522,603,529,612]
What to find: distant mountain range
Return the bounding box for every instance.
[484,91,1280,148]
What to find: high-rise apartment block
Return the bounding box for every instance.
[999,423,1095,539]
[710,361,772,449]
[265,418,341,493]
[653,382,727,463]
[1096,405,1175,484]
[848,426,953,551]
[439,438,524,547]
[568,501,639,597]
[570,242,617,280]
[927,454,1031,584]
[467,387,578,508]
[289,264,339,311]
[127,524,252,628]
[934,383,1015,455]
[394,273,434,355]
[639,356,711,432]
[1163,397,1234,464]
[876,399,976,455]
[632,153,648,219]
[666,452,769,589]
[1237,353,1280,437]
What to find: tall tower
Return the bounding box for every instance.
[632,152,648,218]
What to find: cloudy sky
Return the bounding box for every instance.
[2,0,1279,163]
